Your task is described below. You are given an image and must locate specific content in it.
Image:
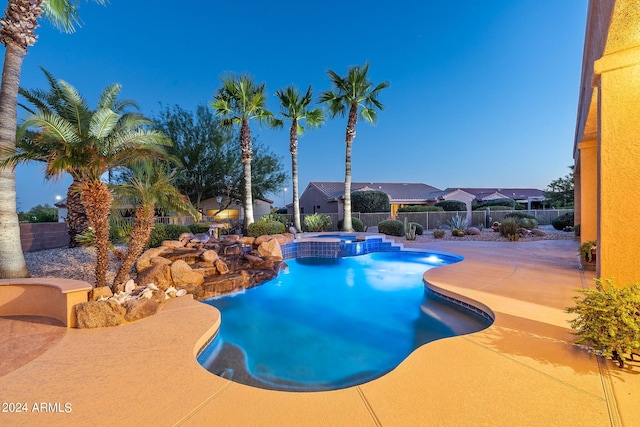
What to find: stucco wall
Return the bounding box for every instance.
[20,222,68,253]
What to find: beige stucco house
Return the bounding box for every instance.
[573,0,640,285]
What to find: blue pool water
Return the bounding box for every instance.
[197,251,492,391]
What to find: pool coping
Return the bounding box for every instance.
[1,239,637,426]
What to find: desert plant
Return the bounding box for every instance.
[451,229,465,237]
[378,219,404,237]
[247,220,286,237]
[404,218,417,240]
[551,211,574,230]
[435,200,466,211]
[498,217,519,240]
[566,279,640,368]
[448,214,467,231]
[409,222,424,235]
[303,213,332,232]
[432,229,445,239]
[473,198,517,209]
[109,216,133,244]
[337,217,364,232]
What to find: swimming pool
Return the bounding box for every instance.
[197,251,492,391]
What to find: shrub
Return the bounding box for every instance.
[148,224,191,248]
[409,222,424,235]
[304,213,332,232]
[337,217,364,232]
[498,217,519,239]
[473,198,517,209]
[259,213,288,225]
[473,205,515,211]
[351,190,390,213]
[397,205,443,213]
[432,229,445,238]
[566,279,640,368]
[435,200,466,211]
[505,213,538,230]
[188,222,212,234]
[378,219,404,236]
[247,220,285,237]
[551,211,574,230]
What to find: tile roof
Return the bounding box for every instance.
[307,182,442,202]
[446,188,544,200]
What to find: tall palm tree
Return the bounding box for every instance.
[320,62,389,232]
[112,160,196,290]
[0,0,105,278]
[275,85,324,232]
[211,73,276,229]
[12,78,169,288]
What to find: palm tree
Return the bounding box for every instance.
[13,77,169,288]
[15,67,139,247]
[0,0,105,278]
[275,85,324,232]
[320,62,389,232]
[211,73,276,229]
[112,160,196,290]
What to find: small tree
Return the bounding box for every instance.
[351,190,390,213]
[544,166,574,208]
[566,279,640,368]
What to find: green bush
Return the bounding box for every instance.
[567,279,640,368]
[435,200,466,211]
[259,213,288,225]
[498,217,519,239]
[351,190,390,213]
[303,213,332,232]
[247,220,286,237]
[432,229,445,238]
[378,219,404,236]
[551,212,574,230]
[188,222,212,234]
[473,198,517,209]
[473,205,515,211]
[337,217,364,232]
[505,212,538,230]
[409,222,424,235]
[148,224,191,248]
[397,205,443,213]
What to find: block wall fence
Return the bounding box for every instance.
[20,223,68,253]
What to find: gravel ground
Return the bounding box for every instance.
[24,225,576,285]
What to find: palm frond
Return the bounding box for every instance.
[89,108,120,139]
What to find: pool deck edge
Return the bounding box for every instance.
[1,240,638,426]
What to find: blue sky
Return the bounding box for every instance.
[5,0,588,210]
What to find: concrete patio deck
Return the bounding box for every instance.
[1,240,638,426]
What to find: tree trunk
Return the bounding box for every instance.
[0,42,29,278]
[240,119,254,229]
[81,180,113,288]
[342,105,359,232]
[290,120,301,232]
[66,178,89,247]
[113,205,154,291]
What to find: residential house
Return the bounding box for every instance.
[573,0,640,284]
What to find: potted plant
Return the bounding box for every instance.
[566,279,640,368]
[578,240,597,271]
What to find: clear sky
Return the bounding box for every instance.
[4,0,588,210]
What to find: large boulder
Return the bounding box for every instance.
[123,299,160,322]
[89,286,113,301]
[162,240,186,248]
[178,232,195,245]
[215,259,229,274]
[170,260,205,286]
[531,228,547,236]
[136,263,173,290]
[75,300,126,329]
[201,250,219,263]
[257,238,283,260]
[465,227,481,236]
[136,247,168,272]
